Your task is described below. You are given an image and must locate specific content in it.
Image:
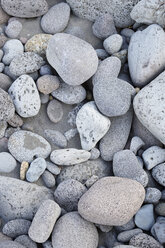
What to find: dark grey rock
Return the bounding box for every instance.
[129,233,163,248]
[2,219,31,238]
[42,170,56,188]
[15,235,37,248]
[145,187,162,204]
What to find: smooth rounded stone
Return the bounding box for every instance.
[152,163,165,186]
[54,179,87,212]
[46,33,98,86]
[93,77,135,117]
[47,99,63,124]
[92,14,117,39]
[37,75,60,95]
[155,203,165,216]
[8,130,51,163]
[42,170,56,188]
[8,113,23,127]
[5,20,22,39]
[134,70,165,144]
[92,57,121,85]
[40,64,53,76]
[115,218,135,232]
[117,229,143,242]
[0,73,12,91]
[135,204,155,231]
[129,233,163,248]
[2,219,31,238]
[41,3,70,34]
[52,211,98,248]
[78,177,145,226]
[0,152,17,173]
[40,93,49,104]
[151,218,165,244]
[9,52,44,76]
[42,241,53,248]
[8,75,41,118]
[57,158,110,184]
[128,25,165,87]
[130,0,165,28]
[2,39,24,65]
[142,146,165,170]
[66,0,139,28]
[113,150,148,187]
[0,88,15,121]
[95,49,109,60]
[100,107,132,161]
[130,136,145,155]
[0,241,26,248]
[90,148,100,160]
[50,148,91,166]
[52,81,86,105]
[29,200,61,243]
[25,34,52,57]
[4,66,17,81]
[1,0,48,18]
[120,28,135,39]
[103,34,123,55]
[46,161,61,175]
[26,157,47,183]
[15,235,37,248]
[145,187,162,204]
[44,129,67,148]
[76,101,110,150]
[0,121,7,139]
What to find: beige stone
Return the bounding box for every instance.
[20,161,29,180]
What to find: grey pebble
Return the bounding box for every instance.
[5,20,22,38]
[37,75,60,95]
[145,187,162,204]
[47,99,63,123]
[130,136,145,155]
[151,217,165,244]
[0,49,3,61]
[2,219,31,238]
[95,49,109,60]
[46,161,61,175]
[15,235,37,248]
[7,113,23,127]
[155,202,165,217]
[129,233,163,248]
[0,152,17,173]
[120,28,135,39]
[0,88,15,121]
[142,146,165,170]
[0,62,4,72]
[64,128,78,141]
[40,93,49,104]
[0,232,12,242]
[42,170,56,188]
[40,64,53,76]
[115,218,135,232]
[0,73,12,91]
[152,163,165,186]
[90,148,100,160]
[26,157,47,183]
[44,129,67,148]
[103,34,123,55]
[117,229,143,242]
[0,241,26,248]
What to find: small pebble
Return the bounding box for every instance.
[144,187,162,204]
[64,128,78,141]
[0,62,4,72]
[85,175,99,188]
[2,219,31,238]
[152,163,165,186]
[42,170,56,188]
[90,148,100,160]
[130,136,145,155]
[40,64,53,75]
[5,20,22,38]
[15,235,37,248]
[20,161,29,180]
[115,218,135,232]
[151,217,165,244]
[8,113,23,127]
[103,34,123,55]
[42,241,53,248]
[142,146,165,170]
[155,203,165,217]
[0,152,17,173]
[129,233,163,248]
[37,75,60,95]
[95,49,109,60]
[0,121,7,138]
[46,161,61,175]
[44,129,67,148]
[117,229,143,242]
[40,93,49,104]
[0,73,12,91]
[26,157,47,182]
[47,99,63,123]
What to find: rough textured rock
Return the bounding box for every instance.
[52,212,99,248]
[145,187,162,204]
[78,177,145,226]
[152,163,165,186]
[129,233,163,248]
[2,219,31,238]
[128,24,165,87]
[0,152,17,173]
[42,170,56,188]
[0,88,15,121]
[46,33,98,86]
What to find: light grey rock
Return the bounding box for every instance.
[142,146,165,170]
[0,88,15,121]
[37,75,60,95]
[1,0,48,18]
[115,218,135,232]
[90,148,100,160]
[121,28,135,39]
[92,14,117,39]
[145,187,162,204]
[44,129,67,148]
[2,219,31,238]
[85,175,99,188]
[0,176,53,221]
[0,121,7,138]
[54,179,87,212]
[7,113,23,128]
[151,217,165,244]
[50,148,91,166]
[92,57,121,85]
[78,177,145,226]
[66,0,139,28]
[2,39,24,65]
[0,73,12,91]
[26,157,47,183]
[0,152,17,173]
[128,24,165,87]
[135,204,155,231]
[67,102,84,127]
[93,77,135,117]
[52,212,98,248]
[5,20,22,38]
[41,3,70,34]
[52,81,86,105]
[42,170,56,188]
[46,33,98,86]
[0,241,26,248]
[133,71,165,144]
[95,49,109,60]
[130,136,145,155]
[15,235,37,248]
[113,150,148,187]
[117,229,143,242]
[129,233,163,248]
[103,34,123,55]
[8,130,51,163]
[9,52,44,76]
[29,200,61,243]
[76,101,110,150]
[152,163,165,186]
[0,62,4,72]
[47,99,63,123]
[155,202,165,216]
[130,0,165,28]
[64,128,78,141]
[40,93,49,104]
[100,107,133,161]
[46,161,61,175]
[8,75,41,118]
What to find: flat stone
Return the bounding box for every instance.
[15,235,37,248]
[37,75,60,95]
[0,241,26,248]
[0,88,15,121]
[47,99,63,123]
[78,177,145,226]
[103,34,123,55]
[0,176,53,221]
[8,75,41,118]
[117,229,143,242]
[29,200,61,243]
[130,136,145,155]
[50,148,91,166]
[145,187,162,204]
[0,152,17,173]
[129,233,163,248]
[42,170,56,188]
[26,157,47,183]
[128,24,165,87]
[2,219,31,238]
[52,81,86,105]
[135,204,155,231]
[8,130,51,163]
[44,129,67,148]
[9,52,44,76]
[52,212,98,248]
[41,3,70,34]
[76,101,110,150]
[142,146,165,170]
[5,20,22,39]
[46,33,98,86]
[1,0,48,18]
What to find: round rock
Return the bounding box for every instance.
[0,88,15,121]
[5,20,22,39]
[145,187,162,204]
[37,75,60,95]
[47,99,63,123]
[2,219,31,238]
[103,34,123,54]
[42,170,56,188]
[0,152,17,173]
[26,157,47,183]
[152,163,165,186]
